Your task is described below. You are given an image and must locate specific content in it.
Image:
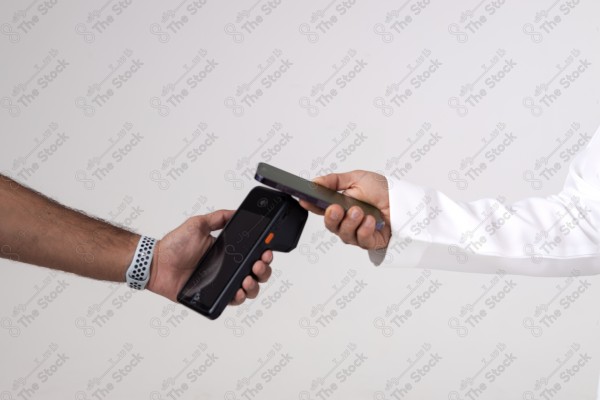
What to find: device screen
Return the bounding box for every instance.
[178,209,271,311]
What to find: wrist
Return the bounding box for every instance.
[146,239,161,295]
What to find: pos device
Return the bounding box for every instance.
[178,186,308,320]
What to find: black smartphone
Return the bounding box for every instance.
[254,162,385,230]
[177,186,307,320]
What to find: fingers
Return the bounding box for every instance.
[261,250,273,264]
[356,215,377,249]
[310,170,391,251]
[337,206,364,245]
[229,276,259,306]
[299,200,325,215]
[253,259,272,283]
[301,171,370,216]
[229,257,273,306]
[202,209,235,232]
[230,288,246,306]
[323,204,345,234]
[323,205,381,249]
[242,275,259,298]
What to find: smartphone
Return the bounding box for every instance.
[254,162,385,230]
[177,186,307,320]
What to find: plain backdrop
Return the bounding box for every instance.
[1,1,600,399]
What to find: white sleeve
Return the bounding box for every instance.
[371,126,600,277]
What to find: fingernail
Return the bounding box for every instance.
[351,209,360,220]
[330,209,340,220]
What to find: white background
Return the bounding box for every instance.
[1,1,600,399]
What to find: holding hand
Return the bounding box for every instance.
[299,171,391,250]
[147,210,273,305]
[0,174,272,311]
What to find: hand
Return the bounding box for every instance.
[146,210,273,304]
[300,170,391,250]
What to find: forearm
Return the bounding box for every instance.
[0,174,138,282]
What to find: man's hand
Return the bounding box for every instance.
[0,175,271,304]
[300,171,391,250]
[147,210,273,305]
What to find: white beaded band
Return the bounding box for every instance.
[126,236,157,290]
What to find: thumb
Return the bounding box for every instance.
[313,171,363,191]
[202,209,235,232]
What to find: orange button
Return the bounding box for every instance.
[265,232,275,244]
